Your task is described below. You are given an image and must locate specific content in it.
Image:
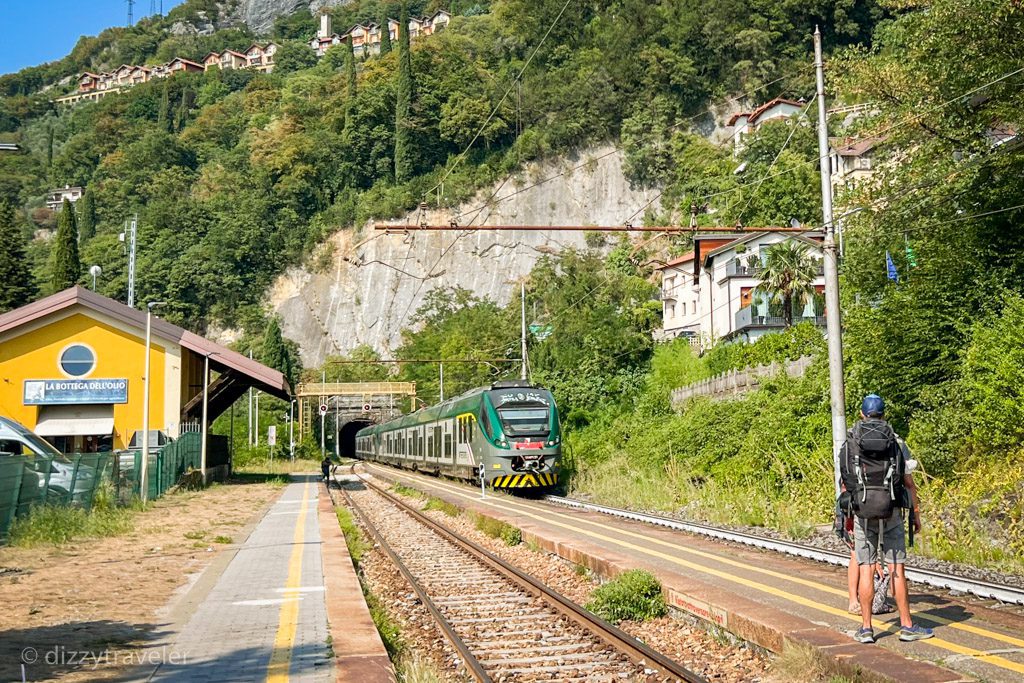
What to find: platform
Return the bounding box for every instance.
[134,474,392,683]
[362,463,1024,683]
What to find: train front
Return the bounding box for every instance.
[482,383,561,489]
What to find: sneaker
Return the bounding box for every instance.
[854,627,875,644]
[899,624,934,641]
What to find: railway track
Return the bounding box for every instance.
[334,472,706,683]
[543,495,1024,607]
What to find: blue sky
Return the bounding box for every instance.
[0,1,184,76]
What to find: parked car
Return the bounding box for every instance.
[0,415,96,499]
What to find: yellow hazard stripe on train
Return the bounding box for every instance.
[492,472,558,488]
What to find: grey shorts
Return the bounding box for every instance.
[854,513,906,565]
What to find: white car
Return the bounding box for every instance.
[0,416,95,500]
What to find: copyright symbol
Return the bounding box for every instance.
[21,647,38,664]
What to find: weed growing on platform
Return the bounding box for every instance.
[392,483,424,499]
[423,497,459,518]
[213,535,233,544]
[771,641,852,683]
[585,569,666,624]
[336,507,370,563]
[8,504,135,547]
[363,590,404,657]
[472,514,522,546]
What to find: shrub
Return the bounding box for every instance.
[8,504,135,547]
[423,497,459,517]
[473,514,522,546]
[336,506,370,563]
[586,569,667,623]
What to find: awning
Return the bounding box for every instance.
[35,405,114,437]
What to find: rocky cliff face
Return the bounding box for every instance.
[233,0,351,33]
[268,145,661,366]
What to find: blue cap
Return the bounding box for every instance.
[862,394,885,417]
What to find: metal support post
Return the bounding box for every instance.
[815,26,848,495]
[520,282,528,380]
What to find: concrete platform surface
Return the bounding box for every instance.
[363,463,1024,683]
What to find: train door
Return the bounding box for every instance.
[443,420,453,464]
[455,415,475,467]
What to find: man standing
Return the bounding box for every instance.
[840,394,933,644]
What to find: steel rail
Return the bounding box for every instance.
[350,470,707,683]
[335,483,493,683]
[543,495,1024,606]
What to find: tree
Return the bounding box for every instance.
[50,198,81,291]
[274,39,319,75]
[262,316,295,387]
[393,1,416,183]
[158,80,172,131]
[379,12,393,55]
[0,201,36,311]
[757,241,819,327]
[77,190,96,241]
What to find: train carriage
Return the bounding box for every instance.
[356,380,561,489]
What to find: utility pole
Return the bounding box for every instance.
[439,362,444,401]
[127,0,135,26]
[520,282,528,381]
[814,26,848,495]
[247,350,254,446]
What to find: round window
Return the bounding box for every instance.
[60,344,96,377]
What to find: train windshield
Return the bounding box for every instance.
[496,406,550,437]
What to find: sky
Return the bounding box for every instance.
[0,0,185,76]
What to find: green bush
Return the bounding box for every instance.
[473,514,522,546]
[586,569,667,623]
[336,506,370,563]
[423,497,460,518]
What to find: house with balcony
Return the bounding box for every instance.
[46,185,84,211]
[656,232,826,346]
[829,136,884,195]
[728,97,807,156]
[244,43,279,72]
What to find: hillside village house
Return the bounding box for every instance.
[728,97,807,156]
[46,185,84,211]
[829,136,883,195]
[311,9,452,58]
[657,232,826,345]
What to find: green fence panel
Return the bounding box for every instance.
[0,458,26,540]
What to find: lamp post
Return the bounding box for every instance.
[140,301,165,503]
[200,351,219,485]
[89,265,102,290]
[289,398,296,461]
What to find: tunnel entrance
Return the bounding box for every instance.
[339,419,375,459]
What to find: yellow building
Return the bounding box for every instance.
[0,287,291,453]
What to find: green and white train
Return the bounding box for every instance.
[355,380,562,489]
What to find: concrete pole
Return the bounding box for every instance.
[248,350,253,446]
[200,353,211,485]
[289,399,295,461]
[255,391,260,446]
[520,281,528,380]
[140,302,163,503]
[321,371,326,458]
[814,26,848,496]
[439,362,444,402]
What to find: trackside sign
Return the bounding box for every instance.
[666,588,729,628]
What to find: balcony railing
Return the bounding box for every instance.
[735,305,826,330]
[725,260,762,278]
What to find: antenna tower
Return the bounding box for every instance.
[127,0,135,26]
[150,0,157,16]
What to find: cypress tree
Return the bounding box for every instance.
[46,123,54,168]
[0,201,37,312]
[158,80,172,132]
[393,1,416,183]
[261,317,294,387]
[77,190,96,242]
[379,12,393,55]
[345,38,358,126]
[50,198,81,291]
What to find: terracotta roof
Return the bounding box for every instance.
[729,97,804,127]
[830,136,883,156]
[0,287,291,400]
[656,251,695,270]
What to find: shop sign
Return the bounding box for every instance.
[23,378,129,405]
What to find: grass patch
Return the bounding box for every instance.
[230,472,291,487]
[183,530,206,540]
[397,653,445,683]
[585,569,667,624]
[472,513,522,546]
[8,504,136,547]
[364,589,404,656]
[771,642,853,683]
[336,506,371,563]
[213,535,233,544]
[423,497,460,518]
[392,483,424,499]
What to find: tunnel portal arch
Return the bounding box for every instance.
[339,419,375,459]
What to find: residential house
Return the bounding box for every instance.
[129,66,151,86]
[657,232,826,345]
[421,9,452,35]
[217,50,248,70]
[244,43,279,72]
[829,136,883,195]
[311,12,344,57]
[202,52,223,70]
[78,72,101,92]
[656,252,700,342]
[728,97,806,156]
[167,57,204,74]
[46,185,84,211]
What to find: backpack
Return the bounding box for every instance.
[840,419,905,521]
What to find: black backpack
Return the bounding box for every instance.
[840,419,905,521]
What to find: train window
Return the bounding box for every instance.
[497,406,550,437]
[434,426,441,457]
[444,433,452,458]
[479,409,494,440]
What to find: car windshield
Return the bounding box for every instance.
[496,407,550,437]
[0,419,61,457]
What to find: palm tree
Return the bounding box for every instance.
[757,241,820,327]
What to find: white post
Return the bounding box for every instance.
[321,371,327,458]
[255,391,260,446]
[815,26,848,496]
[200,353,211,485]
[140,301,164,502]
[334,396,340,460]
[520,281,528,380]
[479,465,486,499]
[289,399,295,461]
[247,350,253,446]
[127,215,137,308]
[439,362,444,401]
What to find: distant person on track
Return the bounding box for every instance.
[839,394,933,644]
[321,455,332,483]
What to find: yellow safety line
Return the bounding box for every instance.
[369,465,1024,674]
[266,482,310,682]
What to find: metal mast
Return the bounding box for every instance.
[126,214,138,308]
[814,26,848,495]
[520,282,528,380]
[127,0,135,26]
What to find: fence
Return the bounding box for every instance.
[0,432,229,542]
[670,355,814,409]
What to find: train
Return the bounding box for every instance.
[355,380,562,489]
